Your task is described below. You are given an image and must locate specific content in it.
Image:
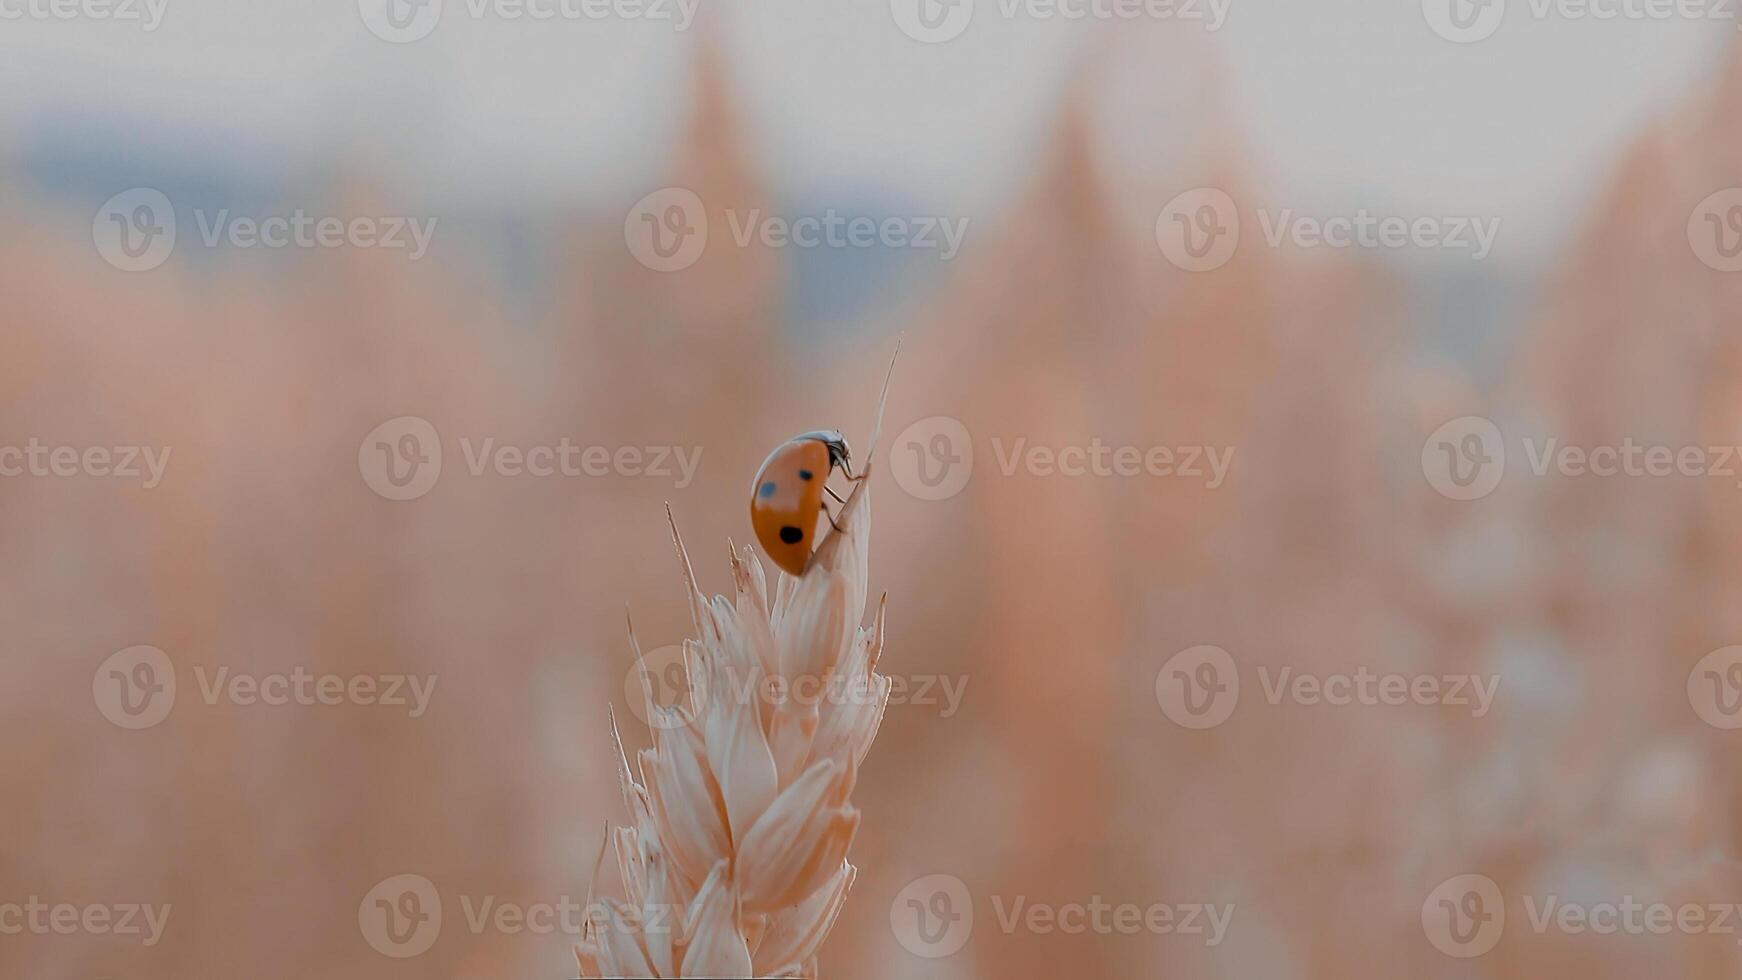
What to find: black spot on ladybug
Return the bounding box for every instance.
[779,526,804,545]
[759,481,777,499]
[798,469,814,481]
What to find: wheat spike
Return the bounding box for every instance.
[580,453,886,978]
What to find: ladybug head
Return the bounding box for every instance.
[796,429,851,473]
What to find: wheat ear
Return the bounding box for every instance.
[579,418,890,977]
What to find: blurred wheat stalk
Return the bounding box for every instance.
[579,476,887,978]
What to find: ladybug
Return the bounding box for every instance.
[750,429,860,576]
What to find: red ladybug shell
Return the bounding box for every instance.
[750,430,850,576]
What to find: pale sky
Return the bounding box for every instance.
[0,0,1733,264]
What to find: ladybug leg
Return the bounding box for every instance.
[824,485,848,506]
[820,499,846,534]
[839,460,867,482]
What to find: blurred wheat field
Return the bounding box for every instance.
[4,20,1742,980]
